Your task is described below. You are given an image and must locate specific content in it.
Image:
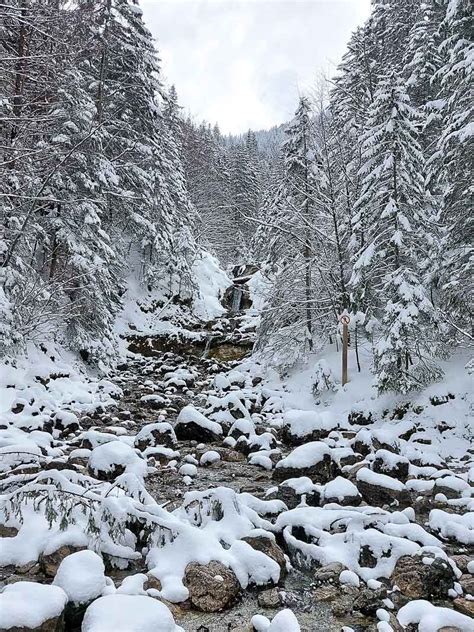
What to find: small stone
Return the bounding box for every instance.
[313,584,339,602]
[184,561,240,612]
[143,574,162,592]
[453,597,474,618]
[459,573,474,595]
[314,562,346,586]
[451,554,472,574]
[257,588,281,608]
[0,525,18,538]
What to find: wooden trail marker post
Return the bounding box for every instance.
[340,314,350,386]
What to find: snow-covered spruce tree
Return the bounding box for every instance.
[256,97,327,364]
[89,0,195,301]
[351,75,444,392]
[0,0,85,352]
[433,0,473,338]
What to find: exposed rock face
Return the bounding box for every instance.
[241,535,287,580]
[184,561,240,612]
[391,554,456,600]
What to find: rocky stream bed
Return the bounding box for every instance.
[0,310,473,632]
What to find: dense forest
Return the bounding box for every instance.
[1,0,472,390]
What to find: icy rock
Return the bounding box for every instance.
[183,561,240,612]
[273,442,338,483]
[0,581,67,632]
[391,554,455,600]
[81,594,182,632]
[134,422,177,451]
[174,406,222,442]
[53,550,106,604]
[241,535,287,580]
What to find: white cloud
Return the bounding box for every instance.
[141,0,371,133]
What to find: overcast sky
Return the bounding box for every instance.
[141,0,371,134]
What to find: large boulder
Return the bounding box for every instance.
[0,582,67,632]
[391,554,456,600]
[53,550,106,604]
[183,561,240,612]
[53,551,107,630]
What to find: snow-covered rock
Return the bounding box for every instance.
[0,582,67,631]
[88,440,147,481]
[53,550,107,604]
[174,405,222,442]
[134,422,177,451]
[273,442,337,483]
[82,594,183,632]
[397,599,474,631]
